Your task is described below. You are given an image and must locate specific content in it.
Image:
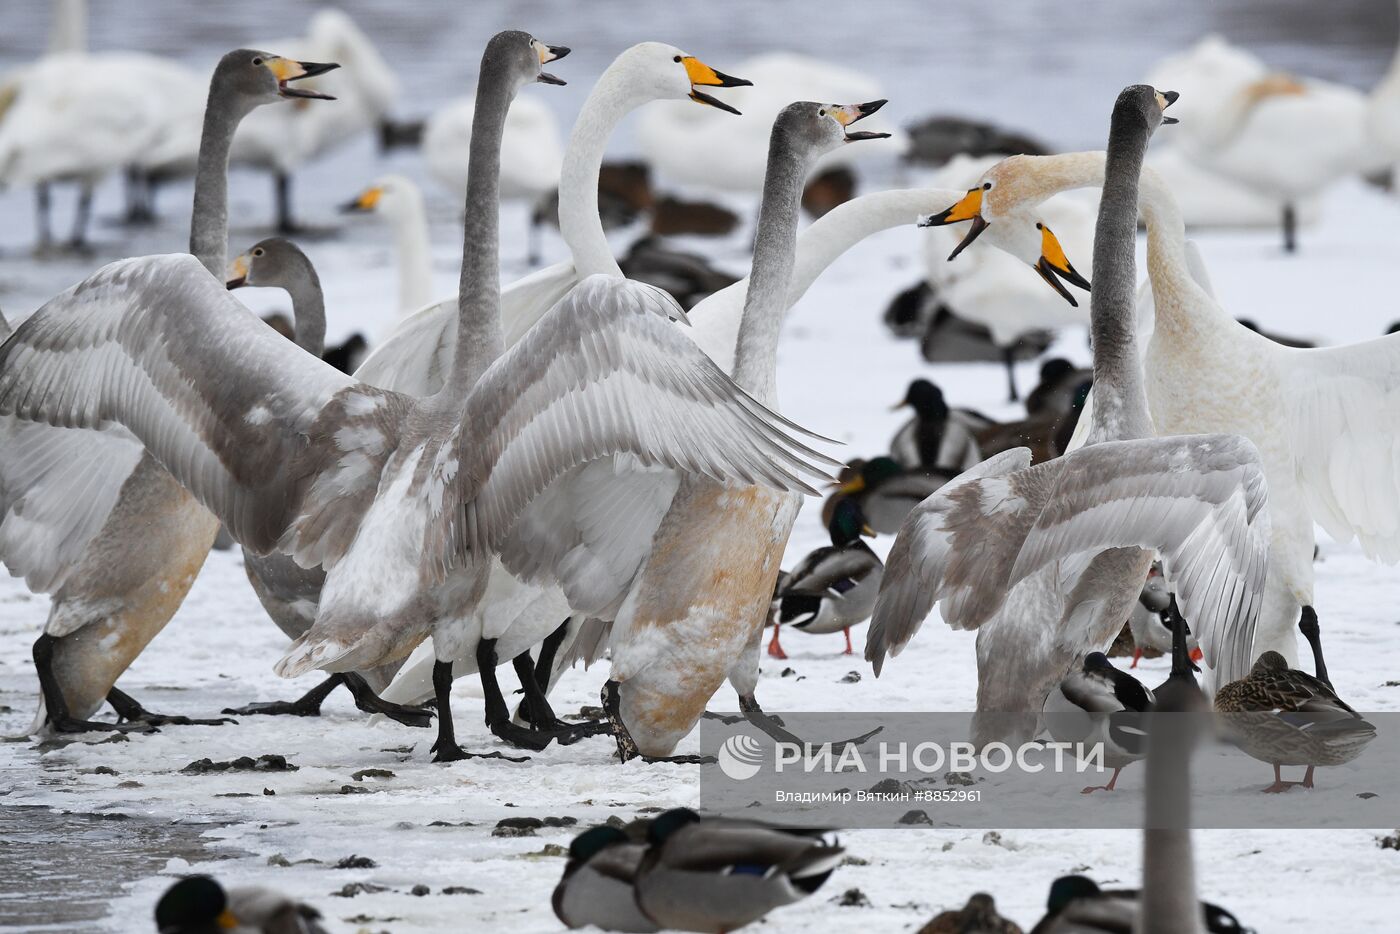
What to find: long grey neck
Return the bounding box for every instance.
[189,96,248,278]
[283,255,327,357]
[439,62,514,401]
[1086,104,1154,445]
[1141,712,1203,934]
[49,0,87,53]
[730,130,811,403]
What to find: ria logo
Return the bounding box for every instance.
[718,734,765,781]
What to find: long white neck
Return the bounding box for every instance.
[387,189,433,315]
[1016,152,1220,353]
[690,188,960,373]
[558,64,651,278]
[48,0,86,54]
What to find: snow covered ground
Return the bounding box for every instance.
[3,169,1400,931]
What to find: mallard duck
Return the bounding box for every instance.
[768,499,883,659]
[1029,876,1247,934]
[1127,562,1202,669]
[825,456,948,534]
[919,893,1023,934]
[553,824,660,933]
[1214,612,1376,793]
[633,808,843,933]
[888,378,988,475]
[1023,358,1092,417]
[155,875,328,934]
[1042,653,1153,794]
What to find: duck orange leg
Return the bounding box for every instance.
[1129,648,1143,669]
[1081,767,1122,794]
[1263,763,1303,793]
[842,627,854,656]
[766,622,788,660]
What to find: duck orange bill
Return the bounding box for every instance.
[919,187,989,261]
[272,58,339,99]
[1037,221,1091,291]
[830,99,891,141]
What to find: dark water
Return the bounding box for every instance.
[0,804,235,930]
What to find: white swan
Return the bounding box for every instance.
[930,140,1400,681]
[339,174,434,316]
[919,153,1096,400]
[1146,34,1378,250]
[423,90,563,263]
[867,87,1272,727]
[232,8,399,231]
[635,52,905,192]
[354,42,755,395]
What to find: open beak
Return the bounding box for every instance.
[919,186,989,261]
[1033,221,1091,307]
[830,100,891,142]
[269,57,340,100]
[225,254,249,290]
[535,41,570,85]
[684,56,751,115]
[339,185,382,214]
[1159,89,1179,124]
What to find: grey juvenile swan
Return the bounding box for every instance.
[221,237,429,726]
[866,87,1272,713]
[0,31,835,762]
[0,49,337,734]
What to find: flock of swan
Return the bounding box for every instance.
[2,4,1399,933]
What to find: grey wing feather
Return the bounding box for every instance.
[865,447,1037,675]
[458,275,840,559]
[0,254,364,555]
[1007,434,1270,684]
[0,421,144,593]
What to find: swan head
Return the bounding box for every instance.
[226,237,305,291]
[339,174,424,221]
[773,100,891,163]
[917,159,1091,306]
[216,49,339,110]
[482,30,571,91]
[618,42,751,113]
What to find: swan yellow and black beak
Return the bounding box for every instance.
[1033,221,1091,307]
[267,57,340,100]
[919,185,990,261]
[829,100,891,142]
[339,184,382,214]
[1158,89,1180,124]
[533,39,570,85]
[225,253,249,290]
[684,56,752,115]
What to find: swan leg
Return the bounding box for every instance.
[275,172,298,234]
[106,686,237,727]
[340,673,435,727]
[429,659,527,763]
[509,651,609,743]
[511,618,570,727]
[222,673,346,718]
[1081,766,1123,794]
[35,183,53,252]
[67,183,93,252]
[1282,203,1297,253]
[1003,347,1019,402]
[766,622,788,659]
[527,201,545,266]
[31,635,154,735]
[123,167,156,224]
[738,692,882,754]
